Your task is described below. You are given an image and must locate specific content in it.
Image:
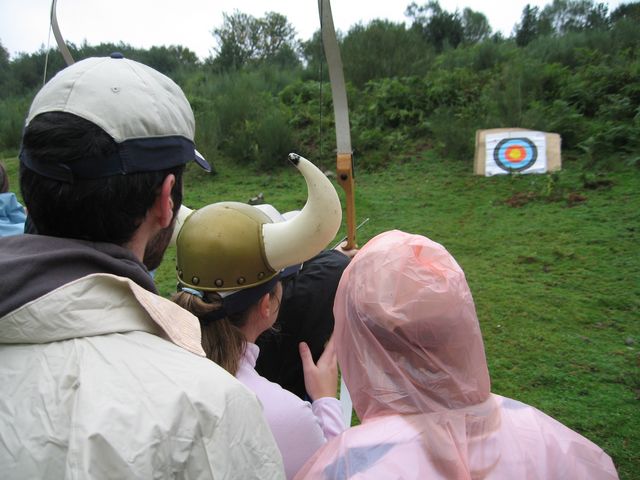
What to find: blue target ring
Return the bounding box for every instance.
[493,137,538,172]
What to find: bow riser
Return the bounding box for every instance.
[336,153,356,250]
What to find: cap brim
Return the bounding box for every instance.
[194,149,212,172]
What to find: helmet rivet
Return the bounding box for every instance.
[215,279,224,287]
[257,272,265,280]
[192,276,200,285]
[237,277,246,285]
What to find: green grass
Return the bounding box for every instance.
[2,151,638,478]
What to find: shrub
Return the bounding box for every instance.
[522,100,587,149]
[189,69,296,168]
[0,95,30,153]
[426,105,483,161]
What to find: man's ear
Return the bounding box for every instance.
[154,174,176,229]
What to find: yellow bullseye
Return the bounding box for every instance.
[505,146,525,163]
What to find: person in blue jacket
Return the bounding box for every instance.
[0,162,26,237]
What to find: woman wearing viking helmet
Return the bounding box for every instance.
[173,154,346,479]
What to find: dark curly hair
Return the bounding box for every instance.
[20,112,184,245]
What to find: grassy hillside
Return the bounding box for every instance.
[2,151,638,477]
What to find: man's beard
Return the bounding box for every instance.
[143,224,175,271]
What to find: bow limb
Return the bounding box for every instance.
[50,0,75,66]
[318,0,356,250]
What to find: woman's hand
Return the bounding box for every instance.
[299,335,338,401]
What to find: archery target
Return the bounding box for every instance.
[485,131,547,176]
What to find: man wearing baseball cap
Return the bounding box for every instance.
[0,55,284,478]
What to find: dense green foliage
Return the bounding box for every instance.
[1,1,638,170]
[0,1,638,476]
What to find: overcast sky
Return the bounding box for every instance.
[0,0,627,61]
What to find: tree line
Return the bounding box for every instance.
[1,0,639,170]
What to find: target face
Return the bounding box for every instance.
[484,131,547,176]
[493,137,538,172]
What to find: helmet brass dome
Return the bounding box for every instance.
[176,202,275,291]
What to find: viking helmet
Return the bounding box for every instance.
[176,154,342,292]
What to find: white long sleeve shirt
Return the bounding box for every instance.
[237,343,345,479]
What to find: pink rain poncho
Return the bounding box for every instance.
[295,230,618,479]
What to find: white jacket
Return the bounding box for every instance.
[0,273,285,479]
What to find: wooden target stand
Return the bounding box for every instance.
[474,128,562,176]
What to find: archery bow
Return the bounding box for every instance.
[50,0,75,66]
[318,0,356,429]
[318,0,356,251]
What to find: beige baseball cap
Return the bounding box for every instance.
[21,53,210,182]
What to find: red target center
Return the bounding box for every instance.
[505,146,525,163]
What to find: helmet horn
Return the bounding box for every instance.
[262,153,342,271]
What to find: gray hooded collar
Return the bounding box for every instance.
[0,234,156,319]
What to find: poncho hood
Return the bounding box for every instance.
[333,230,491,420]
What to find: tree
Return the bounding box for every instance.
[538,0,610,34]
[461,8,492,44]
[300,30,326,78]
[406,1,464,51]
[258,12,300,68]
[514,0,610,46]
[610,2,640,23]
[259,13,296,58]
[515,4,541,46]
[211,11,260,70]
[0,41,9,88]
[0,41,9,67]
[210,10,300,71]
